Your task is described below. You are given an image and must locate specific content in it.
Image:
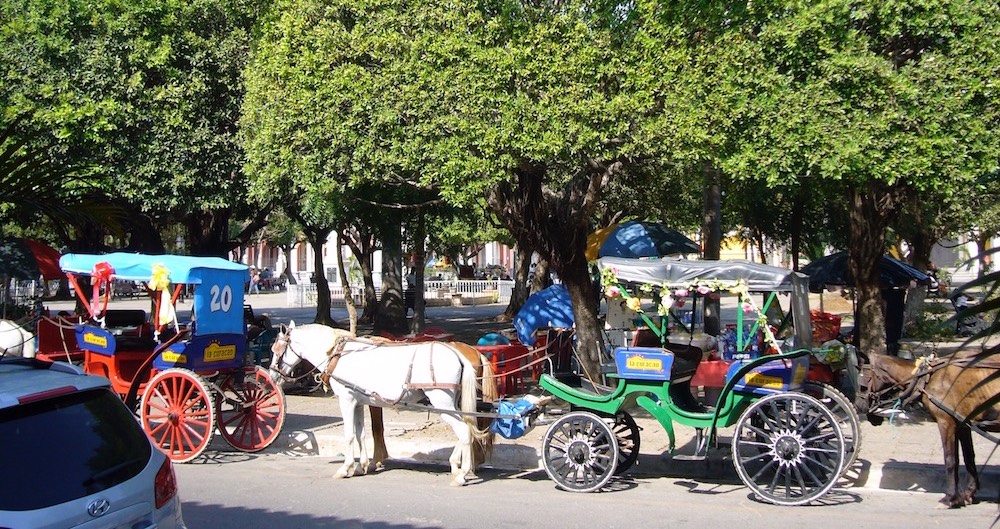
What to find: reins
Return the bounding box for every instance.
[482,340,555,384]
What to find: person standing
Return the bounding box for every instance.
[249,267,260,295]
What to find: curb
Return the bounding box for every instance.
[263,412,1000,498]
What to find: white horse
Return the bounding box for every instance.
[0,319,35,358]
[268,321,496,486]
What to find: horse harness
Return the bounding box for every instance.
[279,335,459,406]
[861,353,1000,438]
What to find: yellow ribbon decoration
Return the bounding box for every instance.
[148,264,176,326]
[148,263,171,291]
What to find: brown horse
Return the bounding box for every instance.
[856,348,1000,508]
[368,341,498,471]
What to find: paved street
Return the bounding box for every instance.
[173,452,999,529]
[43,288,1000,522]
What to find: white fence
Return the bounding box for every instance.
[286,280,515,308]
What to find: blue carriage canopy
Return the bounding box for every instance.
[60,253,250,336]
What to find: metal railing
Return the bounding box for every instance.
[286,280,515,308]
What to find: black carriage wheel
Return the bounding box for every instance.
[606,412,640,475]
[541,411,619,493]
[731,392,845,506]
[802,381,861,472]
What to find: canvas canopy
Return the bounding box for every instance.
[597,256,806,292]
[60,253,249,284]
[597,257,814,349]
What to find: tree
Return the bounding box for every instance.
[723,0,1000,355]
[0,0,268,255]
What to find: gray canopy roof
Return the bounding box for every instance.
[597,257,807,292]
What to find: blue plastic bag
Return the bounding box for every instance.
[490,398,537,439]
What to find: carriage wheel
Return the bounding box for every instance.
[731,392,844,506]
[606,412,640,475]
[802,381,861,472]
[542,411,619,493]
[215,366,287,452]
[140,368,215,463]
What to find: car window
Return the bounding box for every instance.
[0,388,151,510]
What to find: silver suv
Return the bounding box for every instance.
[0,357,186,528]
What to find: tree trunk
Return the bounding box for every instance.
[375,222,406,334]
[530,256,550,294]
[561,257,603,382]
[789,183,805,270]
[701,163,723,336]
[485,158,619,379]
[185,210,234,258]
[848,184,903,356]
[306,228,336,327]
[500,246,532,321]
[903,212,935,328]
[336,232,358,336]
[410,211,427,335]
[282,245,296,285]
[340,226,379,324]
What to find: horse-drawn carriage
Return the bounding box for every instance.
[536,257,860,505]
[266,256,859,505]
[51,253,286,462]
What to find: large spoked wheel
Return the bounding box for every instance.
[802,381,861,471]
[731,392,845,506]
[140,368,215,463]
[215,366,286,452]
[606,412,640,475]
[542,411,619,493]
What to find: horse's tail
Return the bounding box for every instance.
[455,345,495,461]
[479,353,499,404]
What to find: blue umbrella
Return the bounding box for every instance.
[514,284,575,345]
[588,221,699,260]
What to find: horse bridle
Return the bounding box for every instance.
[857,353,933,420]
[270,330,325,383]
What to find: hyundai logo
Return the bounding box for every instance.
[87,498,111,518]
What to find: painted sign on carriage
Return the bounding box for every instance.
[613,346,674,381]
[76,325,115,356]
[728,354,810,395]
[153,334,245,371]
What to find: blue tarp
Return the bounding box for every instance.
[513,284,574,345]
[490,398,538,440]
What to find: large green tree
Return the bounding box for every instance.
[0,0,267,254]
[731,0,1000,355]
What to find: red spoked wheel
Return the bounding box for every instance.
[140,368,215,463]
[215,366,286,452]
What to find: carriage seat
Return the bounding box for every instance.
[102,310,155,351]
[103,309,147,328]
[632,329,703,381]
[630,331,706,413]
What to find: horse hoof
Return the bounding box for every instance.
[936,499,960,509]
[449,479,465,487]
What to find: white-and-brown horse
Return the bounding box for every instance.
[268,321,497,486]
[856,348,1000,508]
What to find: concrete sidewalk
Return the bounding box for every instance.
[259,388,1000,498]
